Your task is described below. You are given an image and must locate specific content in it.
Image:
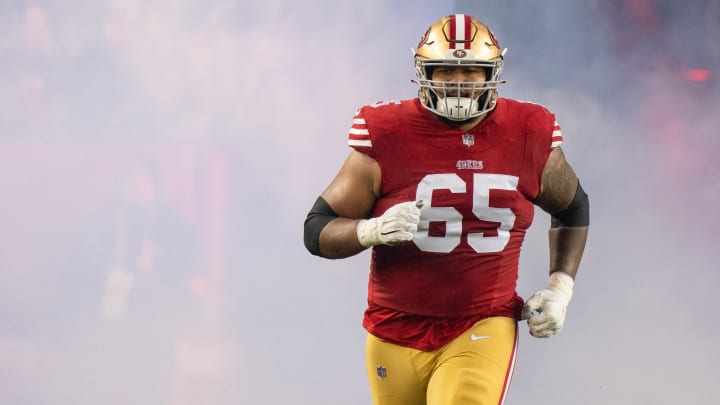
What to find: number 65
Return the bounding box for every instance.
[413,173,519,254]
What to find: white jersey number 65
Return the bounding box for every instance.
[413,173,518,254]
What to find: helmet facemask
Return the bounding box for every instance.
[415,59,504,121]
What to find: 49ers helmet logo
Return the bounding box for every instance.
[453,49,467,58]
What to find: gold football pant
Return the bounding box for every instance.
[365,317,518,405]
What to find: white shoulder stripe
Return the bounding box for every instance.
[349,139,372,147]
[353,118,366,125]
[551,140,563,147]
[349,128,369,135]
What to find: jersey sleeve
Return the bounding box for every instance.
[525,103,560,151]
[521,103,559,199]
[551,119,563,148]
[347,106,373,154]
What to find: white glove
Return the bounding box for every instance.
[356,201,422,247]
[522,271,574,338]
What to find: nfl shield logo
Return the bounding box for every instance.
[462,134,474,147]
[376,366,387,380]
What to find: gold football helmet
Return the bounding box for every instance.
[413,14,506,121]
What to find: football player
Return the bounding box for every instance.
[304,14,589,405]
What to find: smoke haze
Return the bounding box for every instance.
[0,1,718,404]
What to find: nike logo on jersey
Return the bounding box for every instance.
[470,334,491,341]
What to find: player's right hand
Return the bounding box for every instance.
[356,201,422,247]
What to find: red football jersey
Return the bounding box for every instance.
[348,98,562,350]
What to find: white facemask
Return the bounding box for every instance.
[435,96,479,121]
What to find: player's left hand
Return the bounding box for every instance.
[522,271,574,338]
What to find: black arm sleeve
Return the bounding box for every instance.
[550,182,590,228]
[303,196,338,257]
